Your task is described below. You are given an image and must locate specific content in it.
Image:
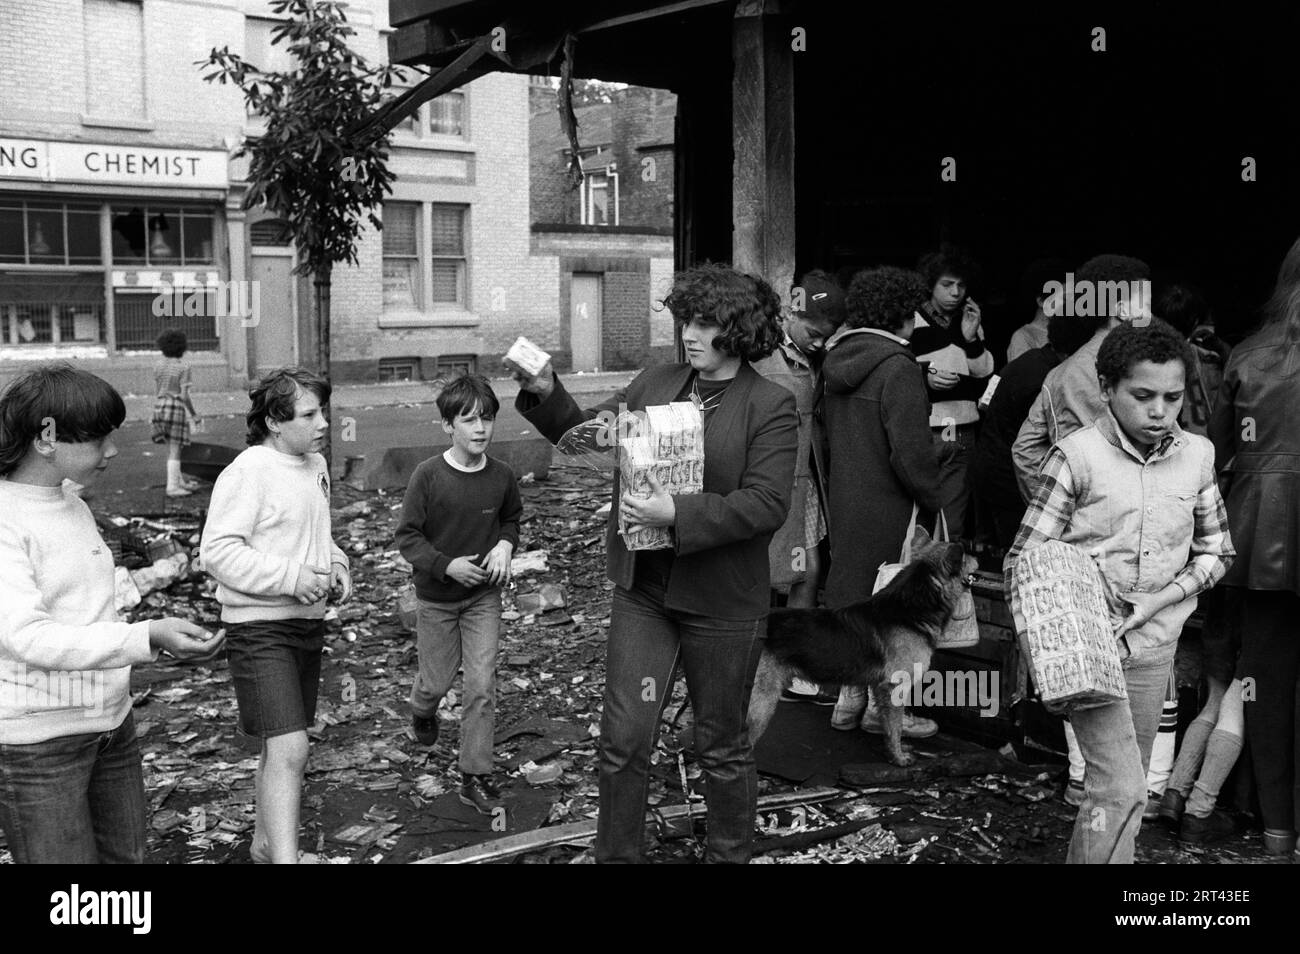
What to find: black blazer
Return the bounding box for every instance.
[518,362,798,620]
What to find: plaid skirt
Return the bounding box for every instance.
[150,395,190,445]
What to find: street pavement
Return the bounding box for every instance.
[94,370,636,514]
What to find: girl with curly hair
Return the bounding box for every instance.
[510,263,797,863]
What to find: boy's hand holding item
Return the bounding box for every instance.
[149,617,224,658]
[329,562,353,604]
[480,540,514,586]
[929,368,961,391]
[447,555,489,587]
[292,564,331,605]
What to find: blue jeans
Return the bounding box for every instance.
[0,711,145,863]
[1065,653,1173,864]
[596,577,764,864]
[411,588,502,776]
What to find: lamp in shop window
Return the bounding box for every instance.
[30,221,50,256]
[148,213,173,260]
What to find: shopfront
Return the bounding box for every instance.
[0,138,245,389]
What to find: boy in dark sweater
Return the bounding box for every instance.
[395,375,522,813]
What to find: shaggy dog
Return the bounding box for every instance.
[748,528,978,765]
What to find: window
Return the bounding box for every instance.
[428,93,465,137]
[0,201,102,266]
[111,205,215,266]
[388,66,468,141]
[428,205,466,305]
[584,173,611,226]
[437,354,476,377]
[382,203,467,311]
[245,17,297,75]
[378,357,419,382]
[382,202,420,308]
[0,274,106,346]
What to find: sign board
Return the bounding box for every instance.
[0,138,228,189]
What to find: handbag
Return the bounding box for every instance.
[874,505,980,649]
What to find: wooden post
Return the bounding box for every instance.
[732,0,796,300]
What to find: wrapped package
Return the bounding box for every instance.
[1008,540,1127,706]
[617,402,704,551]
[505,336,552,377]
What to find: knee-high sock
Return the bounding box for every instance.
[1186,729,1244,818]
[1146,694,1180,795]
[166,459,182,490]
[1167,713,1215,797]
[1064,720,1085,784]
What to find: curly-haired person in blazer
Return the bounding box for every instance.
[511,264,797,863]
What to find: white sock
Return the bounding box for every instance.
[166,459,182,490]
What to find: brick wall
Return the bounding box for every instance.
[602,270,651,369]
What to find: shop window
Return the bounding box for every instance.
[0,274,106,346]
[378,357,419,382]
[114,291,220,352]
[111,205,215,266]
[0,201,102,266]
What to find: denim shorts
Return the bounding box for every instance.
[225,618,325,739]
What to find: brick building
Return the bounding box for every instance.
[0,0,558,391]
[529,81,677,370]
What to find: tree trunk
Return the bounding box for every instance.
[313,268,333,480]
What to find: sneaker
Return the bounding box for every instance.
[1179,810,1236,846]
[1158,788,1185,828]
[780,685,839,706]
[411,711,440,746]
[831,685,868,730]
[860,707,938,739]
[1143,793,1162,822]
[459,774,502,815]
[1064,779,1085,807]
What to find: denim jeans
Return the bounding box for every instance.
[1065,653,1173,863]
[410,588,502,776]
[0,711,145,863]
[596,577,764,864]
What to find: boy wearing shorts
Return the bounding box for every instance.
[395,374,521,814]
[201,367,350,864]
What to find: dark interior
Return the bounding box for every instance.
[407,2,1300,352]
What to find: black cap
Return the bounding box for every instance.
[793,271,847,327]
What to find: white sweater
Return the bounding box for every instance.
[201,445,348,623]
[0,480,155,744]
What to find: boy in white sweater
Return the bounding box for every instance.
[0,364,218,863]
[201,367,351,864]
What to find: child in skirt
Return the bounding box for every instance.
[151,329,203,497]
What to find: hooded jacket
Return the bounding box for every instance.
[819,329,945,610]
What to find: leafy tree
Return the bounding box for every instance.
[201,0,399,471]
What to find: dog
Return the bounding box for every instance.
[747,526,978,766]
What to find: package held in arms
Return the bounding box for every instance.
[618,401,704,551]
[1008,540,1127,706]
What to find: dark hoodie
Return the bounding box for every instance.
[820,329,945,609]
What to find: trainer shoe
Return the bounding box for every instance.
[1063,779,1085,807]
[860,707,938,739]
[780,685,839,706]
[1158,788,1185,827]
[1179,809,1236,846]
[459,774,502,815]
[411,711,440,746]
[831,684,868,730]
